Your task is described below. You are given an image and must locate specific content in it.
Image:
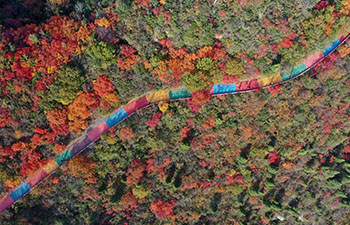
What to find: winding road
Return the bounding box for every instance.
[0,33,349,213]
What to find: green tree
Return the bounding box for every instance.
[86,41,116,71]
[226,59,245,76]
[45,66,86,106]
[196,57,214,71]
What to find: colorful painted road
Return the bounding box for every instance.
[0,33,349,213]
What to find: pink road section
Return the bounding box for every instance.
[304,52,324,67]
[87,121,109,142]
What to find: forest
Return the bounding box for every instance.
[1,0,350,224]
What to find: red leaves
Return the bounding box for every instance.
[150,199,175,219]
[51,177,60,184]
[179,126,191,142]
[152,6,161,15]
[68,92,99,134]
[35,74,56,91]
[186,99,202,113]
[161,11,171,24]
[153,43,197,85]
[263,18,274,29]
[0,146,16,162]
[268,150,281,164]
[119,192,138,210]
[120,127,136,141]
[120,45,137,57]
[222,74,239,84]
[202,116,216,129]
[11,59,33,81]
[279,33,297,49]
[126,166,144,186]
[159,38,173,49]
[218,10,226,17]
[196,42,226,60]
[315,1,329,10]
[199,180,214,188]
[126,159,145,187]
[314,51,340,73]
[323,192,331,200]
[11,142,28,153]
[257,44,269,58]
[203,134,217,147]
[47,108,70,136]
[92,75,119,109]
[146,157,171,180]
[343,154,350,160]
[213,47,227,60]
[118,45,138,70]
[267,84,281,95]
[344,146,350,154]
[0,16,92,89]
[146,113,162,128]
[225,173,244,185]
[0,107,12,128]
[191,90,211,105]
[20,151,46,177]
[134,0,149,8]
[279,39,293,49]
[342,146,350,160]
[33,127,47,135]
[117,54,138,70]
[331,199,340,207]
[67,154,98,184]
[92,75,115,97]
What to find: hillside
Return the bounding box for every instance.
[1,0,350,224]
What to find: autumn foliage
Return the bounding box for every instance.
[340,0,350,15]
[92,75,119,108]
[126,159,145,187]
[92,75,115,96]
[117,44,138,70]
[268,150,281,164]
[46,108,69,136]
[191,90,211,105]
[1,0,350,224]
[68,92,99,134]
[150,199,175,219]
[145,113,163,128]
[66,154,98,184]
[120,127,136,141]
[0,16,91,86]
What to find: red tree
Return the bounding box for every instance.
[150,199,175,219]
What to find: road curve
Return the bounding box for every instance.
[0,33,349,213]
